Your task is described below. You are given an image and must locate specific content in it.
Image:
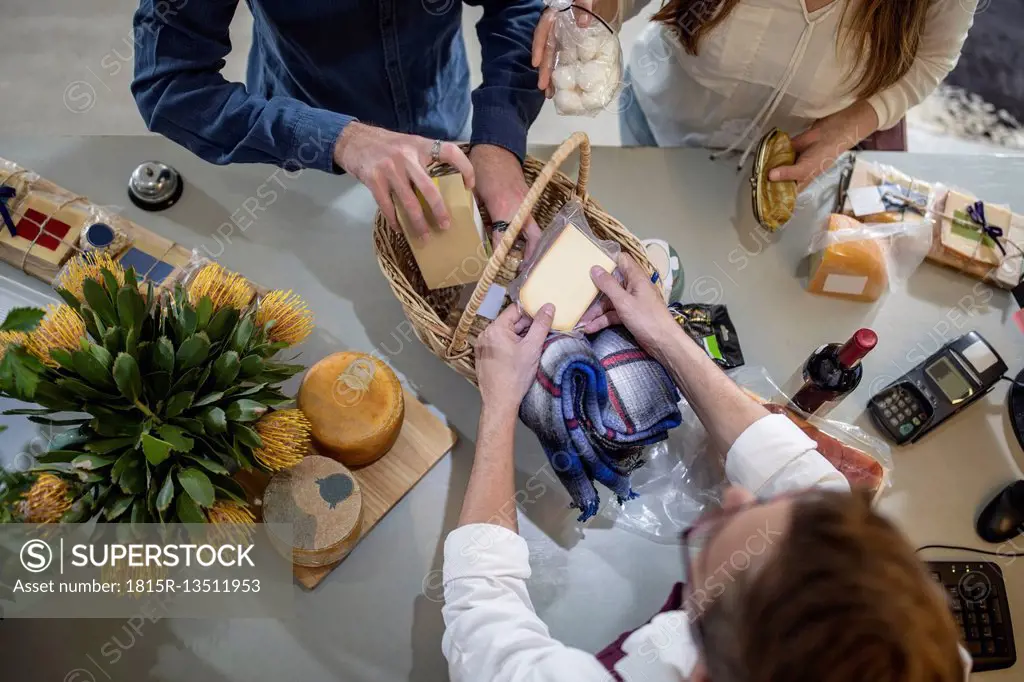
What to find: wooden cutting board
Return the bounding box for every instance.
[239,389,457,589]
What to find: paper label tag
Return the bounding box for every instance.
[477,283,507,320]
[962,339,998,373]
[847,187,888,217]
[823,274,868,296]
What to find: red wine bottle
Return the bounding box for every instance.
[790,329,878,416]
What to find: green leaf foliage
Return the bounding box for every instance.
[206,307,239,342]
[164,391,194,418]
[230,317,254,354]
[225,400,267,422]
[72,350,115,390]
[212,351,241,389]
[177,467,215,508]
[0,348,46,401]
[83,278,117,326]
[113,353,143,402]
[176,493,206,523]
[0,307,45,332]
[156,425,194,452]
[176,333,211,372]
[200,407,227,434]
[140,434,173,466]
[152,337,175,375]
[156,474,176,513]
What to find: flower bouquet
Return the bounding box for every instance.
[0,253,315,527]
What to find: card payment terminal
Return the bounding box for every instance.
[868,332,1007,445]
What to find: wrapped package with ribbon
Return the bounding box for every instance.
[926,188,1024,290]
[836,155,1024,290]
[0,155,191,290]
[811,158,937,303]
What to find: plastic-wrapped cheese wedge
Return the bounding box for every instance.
[298,352,405,467]
[519,224,616,332]
[807,214,889,303]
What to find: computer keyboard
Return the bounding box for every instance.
[929,561,1016,672]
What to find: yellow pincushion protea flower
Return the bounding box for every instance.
[188,262,255,312]
[22,473,73,523]
[101,561,168,598]
[55,252,126,302]
[206,501,256,546]
[0,330,28,360]
[206,500,255,524]
[256,290,314,346]
[25,304,87,367]
[253,409,311,471]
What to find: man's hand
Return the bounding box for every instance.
[469,144,542,259]
[475,303,555,417]
[333,121,475,238]
[588,254,677,361]
[768,101,880,192]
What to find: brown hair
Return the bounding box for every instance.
[700,490,963,682]
[651,0,932,100]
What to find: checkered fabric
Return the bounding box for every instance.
[519,326,681,521]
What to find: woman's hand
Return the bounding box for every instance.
[475,303,555,416]
[588,254,677,358]
[768,101,880,192]
[531,0,617,96]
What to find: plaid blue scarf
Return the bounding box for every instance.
[519,326,682,521]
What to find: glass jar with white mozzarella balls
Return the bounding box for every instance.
[550,12,623,117]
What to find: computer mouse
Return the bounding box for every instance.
[976,481,1024,543]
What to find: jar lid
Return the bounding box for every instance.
[83,222,116,248]
[127,161,183,211]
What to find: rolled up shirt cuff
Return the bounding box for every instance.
[470,104,531,164]
[725,414,848,496]
[443,524,531,583]
[288,108,355,174]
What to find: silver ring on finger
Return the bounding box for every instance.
[430,139,443,165]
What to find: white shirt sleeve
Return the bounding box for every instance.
[440,415,848,682]
[441,523,614,682]
[867,0,977,130]
[725,413,850,496]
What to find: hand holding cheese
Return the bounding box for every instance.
[476,304,555,414]
[588,253,677,360]
[395,170,489,290]
[516,218,616,332]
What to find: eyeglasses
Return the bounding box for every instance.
[679,490,812,649]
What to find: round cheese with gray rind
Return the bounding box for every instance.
[263,455,363,567]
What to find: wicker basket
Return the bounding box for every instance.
[373,132,653,385]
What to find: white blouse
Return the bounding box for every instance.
[619,0,977,162]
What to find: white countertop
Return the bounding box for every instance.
[1,137,1022,681]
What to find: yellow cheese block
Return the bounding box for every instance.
[807,214,889,303]
[298,352,405,467]
[262,455,363,567]
[519,224,616,332]
[395,171,489,290]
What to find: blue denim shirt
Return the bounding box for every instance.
[132,0,545,173]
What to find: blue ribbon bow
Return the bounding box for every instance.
[0,186,16,237]
[967,200,1006,256]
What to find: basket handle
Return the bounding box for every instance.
[446,132,592,359]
